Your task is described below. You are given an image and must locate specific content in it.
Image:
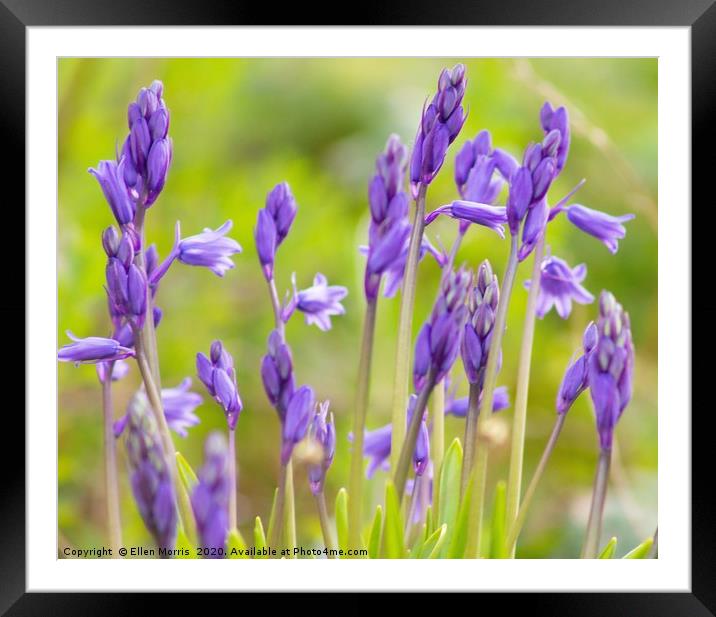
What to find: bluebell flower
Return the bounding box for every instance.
[58,332,134,365]
[284,273,348,331]
[526,254,594,319]
[260,330,296,421]
[555,322,598,414]
[281,385,315,464]
[177,220,242,277]
[89,159,136,226]
[307,401,336,494]
[424,201,508,238]
[565,205,635,254]
[196,340,242,429]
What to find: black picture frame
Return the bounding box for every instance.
[6,0,707,611]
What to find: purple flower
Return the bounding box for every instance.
[196,340,242,430]
[191,432,231,557]
[364,135,412,300]
[556,321,598,414]
[526,254,594,319]
[124,390,177,552]
[540,102,570,172]
[588,292,634,450]
[265,182,297,246]
[284,273,348,331]
[461,260,500,388]
[120,80,172,207]
[89,159,136,226]
[102,225,122,257]
[281,385,315,464]
[58,332,134,365]
[454,130,506,233]
[260,330,296,421]
[375,235,447,299]
[410,64,467,190]
[406,395,430,476]
[114,378,202,438]
[413,267,471,391]
[255,208,277,280]
[445,385,510,418]
[565,205,635,254]
[105,249,148,328]
[177,220,242,277]
[307,401,336,494]
[356,424,392,478]
[96,359,130,384]
[424,201,507,238]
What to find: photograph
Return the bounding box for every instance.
[56,57,658,561]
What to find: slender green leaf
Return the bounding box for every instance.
[623,537,654,559]
[598,537,618,559]
[382,480,405,558]
[489,480,507,559]
[424,506,434,538]
[367,505,383,559]
[265,487,279,548]
[437,438,463,557]
[419,524,448,559]
[335,488,349,554]
[254,516,267,558]
[448,475,474,559]
[176,451,198,493]
[227,528,249,559]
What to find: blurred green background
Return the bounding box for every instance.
[58,58,657,558]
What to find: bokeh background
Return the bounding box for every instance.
[58,58,657,558]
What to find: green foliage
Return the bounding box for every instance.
[227,528,249,559]
[176,451,198,493]
[382,481,405,558]
[598,537,618,559]
[253,516,268,558]
[367,505,383,559]
[489,481,507,559]
[622,537,654,559]
[436,438,463,557]
[335,488,349,554]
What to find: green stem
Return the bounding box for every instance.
[390,184,428,469]
[393,369,436,500]
[505,413,566,554]
[348,297,378,550]
[461,383,482,496]
[268,461,287,550]
[504,235,545,554]
[466,234,520,557]
[466,434,490,558]
[101,366,122,555]
[285,459,296,556]
[431,378,445,512]
[581,448,612,558]
[228,428,238,529]
[135,345,197,543]
[315,491,337,557]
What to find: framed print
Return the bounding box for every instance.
[6,0,710,610]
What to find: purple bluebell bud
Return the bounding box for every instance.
[556,354,588,414]
[445,385,510,417]
[58,332,134,365]
[588,291,634,449]
[125,390,177,552]
[102,226,121,257]
[255,208,278,280]
[116,234,135,268]
[518,198,549,261]
[284,273,348,331]
[89,160,135,225]
[461,260,500,388]
[413,267,470,390]
[114,377,202,438]
[261,330,295,421]
[177,220,242,277]
[540,102,570,172]
[565,205,635,254]
[281,385,315,464]
[364,135,412,300]
[126,264,148,326]
[196,341,242,430]
[410,64,467,190]
[145,244,159,279]
[406,394,430,476]
[526,254,594,319]
[424,201,507,238]
[265,182,297,245]
[120,80,172,207]
[191,432,230,557]
[506,167,534,235]
[307,401,336,494]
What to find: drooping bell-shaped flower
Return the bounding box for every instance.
[255,182,298,280]
[196,340,242,429]
[555,321,598,415]
[260,330,296,421]
[565,205,635,254]
[58,332,134,365]
[307,401,336,494]
[281,385,315,464]
[283,273,348,331]
[176,220,242,277]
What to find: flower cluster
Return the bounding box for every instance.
[411,64,467,191]
[255,182,298,280]
[191,432,231,556]
[124,390,177,552]
[197,340,243,430]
